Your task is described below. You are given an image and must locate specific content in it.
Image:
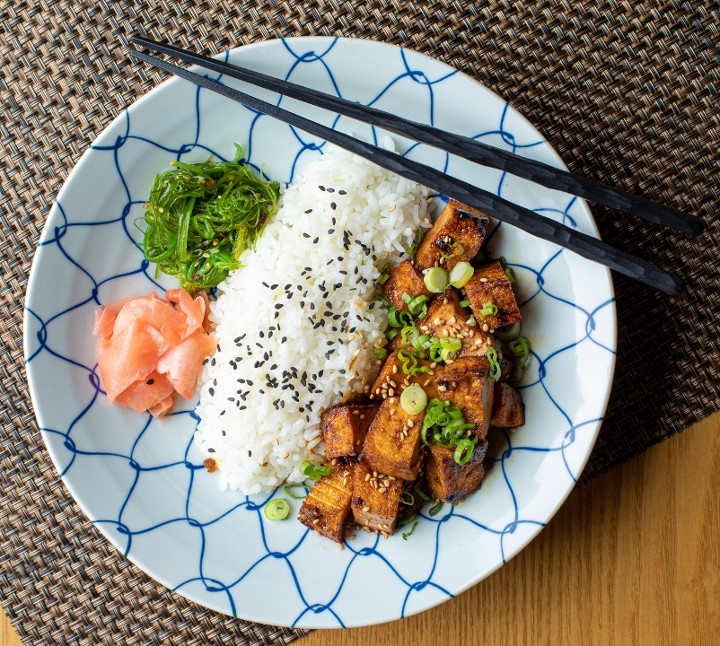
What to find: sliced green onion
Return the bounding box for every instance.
[387,306,413,329]
[400,325,420,346]
[412,334,432,352]
[402,520,419,540]
[264,498,290,521]
[398,348,430,376]
[440,337,462,352]
[414,485,432,503]
[387,306,402,328]
[300,460,332,481]
[454,438,476,465]
[378,272,390,285]
[495,321,522,342]
[433,430,453,447]
[407,295,429,318]
[441,241,464,261]
[446,418,474,439]
[387,327,400,341]
[504,266,516,283]
[428,343,443,363]
[428,500,444,516]
[405,228,425,256]
[509,336,531,368]
[438,337,462,362]
[373,347,388,360]
[401,491,415,507]
[423,267,449,293]
[458,298,471,308]
[480,301,499,317]
[449,261,474,288]
[486,347,502,382]
[400,384,428,415]
[284,484,309,499]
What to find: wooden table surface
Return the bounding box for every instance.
[2,411,719,645]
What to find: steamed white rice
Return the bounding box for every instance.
[194,144,430,494]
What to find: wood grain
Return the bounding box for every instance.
[1,412,719,645]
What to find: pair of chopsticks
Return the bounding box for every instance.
[130,35,704,295]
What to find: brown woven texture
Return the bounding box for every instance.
[1,0,718,643]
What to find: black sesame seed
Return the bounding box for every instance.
[327,187,335,193]
[330,202,337,210]
[305,208,313,214]
[146,378,154,385]
[208,387,215,396]
[338,189,347,195]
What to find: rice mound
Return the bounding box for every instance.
[195,145,430,495]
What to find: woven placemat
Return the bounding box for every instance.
[1,0,718,644]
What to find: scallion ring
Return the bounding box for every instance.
[400,325,420,347]
[428,500,444,516]
[480,301,499,317]
[300,460,332,481]
[453,438,476,465]
[264,498,290,521]
[373,347,388,360]
[284,484,309,499]
[407,294,429,318]
[402,520,419,540]
[449,261,474,288]
[423,267,449,293]
[509,336,531,368]
[400,384,428,415]
[485,347,502,382]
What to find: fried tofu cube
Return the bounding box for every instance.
[351,458,404,535]
[463,261,522,331]
[431,356,495,440]
[416,289,493,358]
[490,382,525,428]
[415,199,489,271]
[425,441,488,503]
[381,260,430,312]
[322,403,380,459]
[361,396,425,480]
[298,459,356,543]
[369,351,433,401]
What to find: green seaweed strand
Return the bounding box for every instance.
[142,146,280,291]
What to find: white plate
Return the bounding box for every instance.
[24,37,616,628]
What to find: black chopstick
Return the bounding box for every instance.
[129,47,682,295]
[132,35,703,237]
